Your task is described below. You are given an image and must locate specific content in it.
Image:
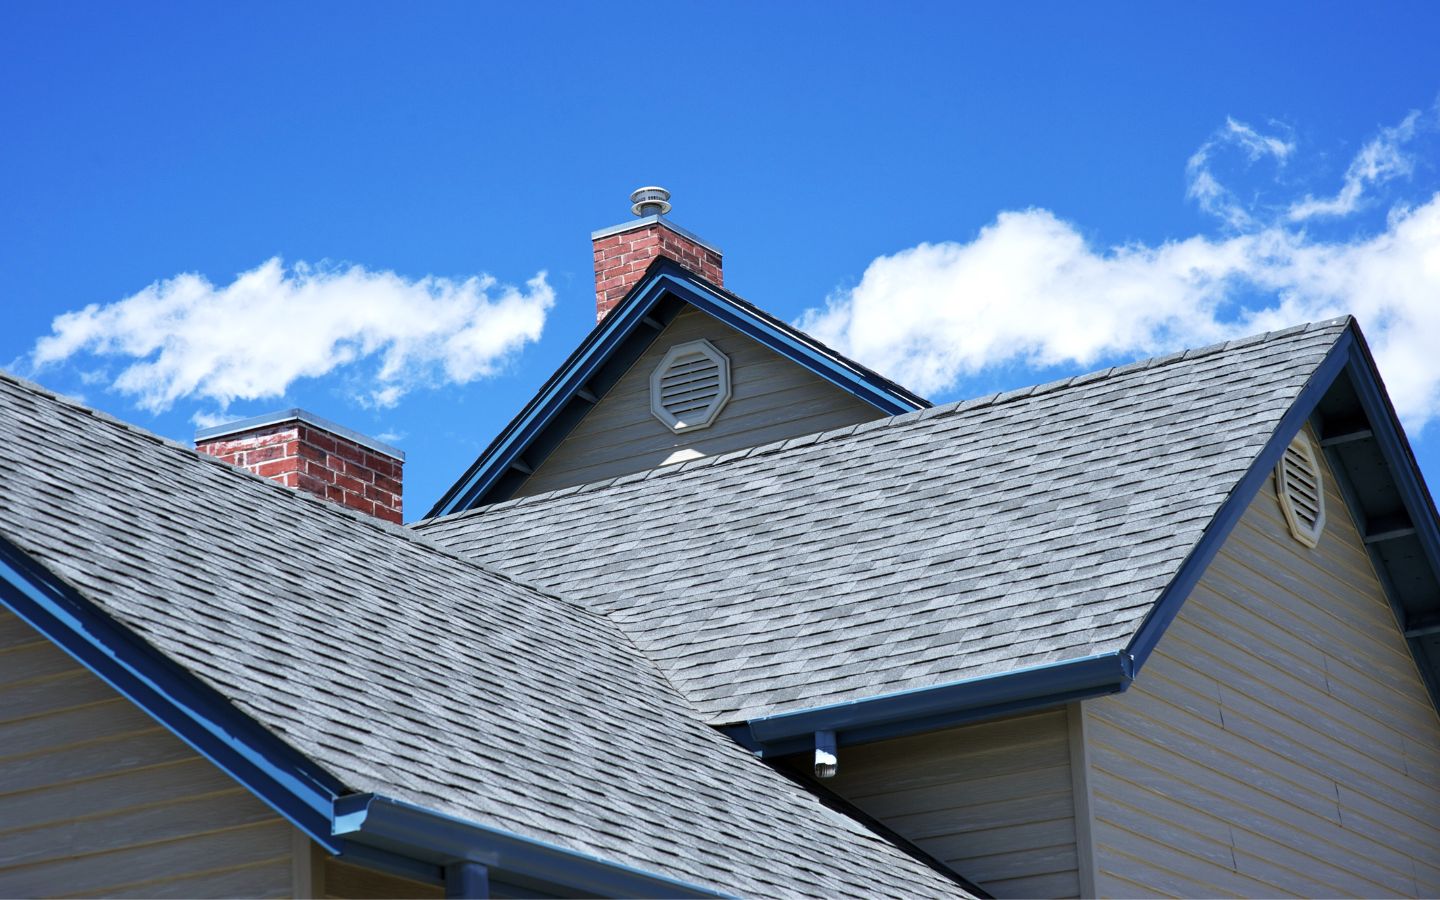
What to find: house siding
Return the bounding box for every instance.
[320,857,443,899]
[1085,441,1440,898]
[514,307,883,496]
[0,609,296,898]
[824,708,1082,898]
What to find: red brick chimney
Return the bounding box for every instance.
[592,187,723,322]
[196,410,404,524]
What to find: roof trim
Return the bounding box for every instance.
[0,532,738,895]
[1124,327,1356,669]
[0,532,348,850]
[721,320,1440,754]
[334,793,725,899]
[426,257,928,517]
[725,651,1134,757]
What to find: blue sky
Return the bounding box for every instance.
[4,3,1440,519]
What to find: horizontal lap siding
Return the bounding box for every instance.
[515,308,882,496]
[0,610,295,898]
[1087,443,1440,898]
[825,709,1081,898]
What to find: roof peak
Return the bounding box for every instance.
[418,316,1353,525]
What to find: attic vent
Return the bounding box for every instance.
[1276,432,1326,548]
[650,339,731,433]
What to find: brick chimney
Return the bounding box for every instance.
[195,410,404,524]
[592,186,723,322]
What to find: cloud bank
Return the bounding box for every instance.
[31,258,554,413]
[800,107,1440,433]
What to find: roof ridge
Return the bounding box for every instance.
[417,316,1353,527]
[0,368,604,621]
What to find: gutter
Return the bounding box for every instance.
[727,651,1134,758]
[333,794,726,899]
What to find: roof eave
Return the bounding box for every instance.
[726,651,1134,757]
[0,533,348,850]
[727,319,1440,753]
[333,793,725,899]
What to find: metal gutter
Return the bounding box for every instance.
[728,651,1134,757]
[333,794,726,899]
[0,534,347,850]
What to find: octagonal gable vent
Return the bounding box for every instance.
[650,339,731,433]
[1276,431,1326,548]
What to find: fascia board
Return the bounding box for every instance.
[730,651,1133,756]
[425,262,928,518]
[1125,328,1355,670]
[425,274,677,517]
[0,535,346,850]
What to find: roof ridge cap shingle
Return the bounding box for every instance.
[408,315,1353,527]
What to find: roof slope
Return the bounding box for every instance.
[0,373,969,898]
[418,319,1352,725]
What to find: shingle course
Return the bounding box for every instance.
[0,372,968,898]
[419,319,1351,725]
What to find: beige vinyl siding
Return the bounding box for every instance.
[515,307,883,496]
[824,708,1082,898]
[0,609,296,898]
[1085,435,1440,898]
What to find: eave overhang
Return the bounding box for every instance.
[333,794,724,899]
[426,258,929,517]
[0,537,727,898]
[726,651,1134,758]
[725,320,1440,756]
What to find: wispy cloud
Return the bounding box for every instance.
[1287,110,1422,220]
[31,258,555,414]
[1185,117,1295,229]
[800,106,1440,433]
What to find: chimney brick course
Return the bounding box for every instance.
[593,220,723,322]
[196,415,404,524]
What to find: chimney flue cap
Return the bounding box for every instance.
[630,186,672,217]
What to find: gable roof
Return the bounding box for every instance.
[428,257,929,516]
[418,317,1440,755]
[0,372,974,898]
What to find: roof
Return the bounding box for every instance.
[0,372,973,898]
[416,319,1361,733]
[428,257,929,515]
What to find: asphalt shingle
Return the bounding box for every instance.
[418,319,1351,725]
[0,372,969,898]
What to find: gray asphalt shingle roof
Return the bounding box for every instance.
[417,319,1351,725]
[0,372,970,898]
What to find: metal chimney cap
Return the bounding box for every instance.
[630,186,672,217]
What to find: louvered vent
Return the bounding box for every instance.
[1275,432,1326,548]
[649,339,731,433]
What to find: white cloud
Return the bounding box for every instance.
[799,193,1440,432]
[1186,117,1295,229]
[32,258,555,413]
[1288,110,1422,221]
